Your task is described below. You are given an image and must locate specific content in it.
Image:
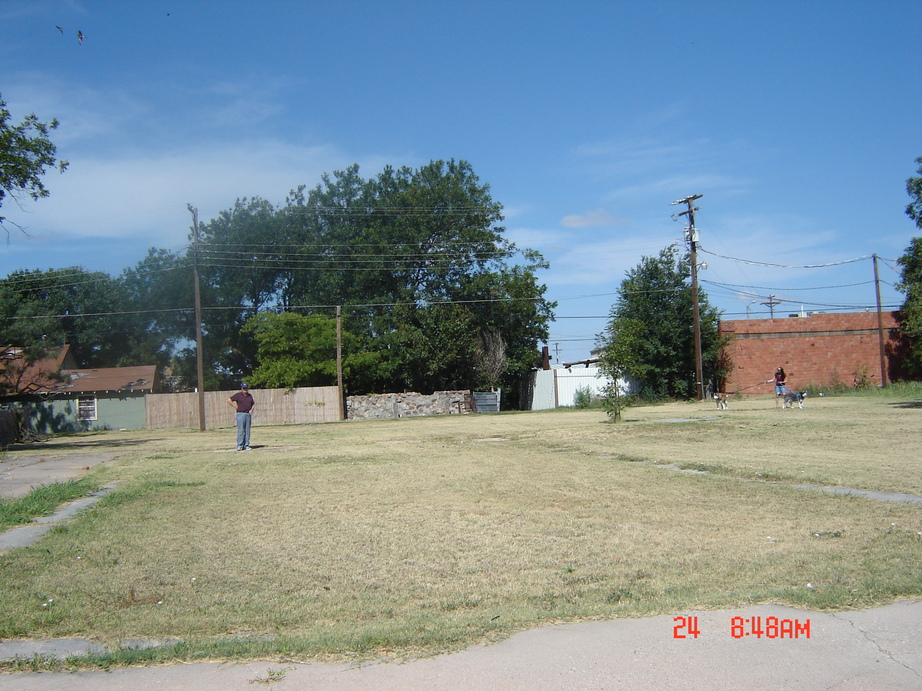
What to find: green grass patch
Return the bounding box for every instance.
[0,479,99,531]
[805,380,922,398]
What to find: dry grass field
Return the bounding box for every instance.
[0,393,920,665]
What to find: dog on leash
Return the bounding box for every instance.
[713,392,730,410]
[782,391,808,409]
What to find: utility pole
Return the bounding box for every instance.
[336,305,345,420]
[872,254,889,388]
[762,294,782,319]
[672,194,704,401]
[187,204,206,432]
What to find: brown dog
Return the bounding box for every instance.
[713,393,729,410]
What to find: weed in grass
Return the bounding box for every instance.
[151,481,206,488]
[676,462,726,474]
[250,667,287,684]
[606,588,638,604]
[753,471,786,482]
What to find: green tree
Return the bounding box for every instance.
[119,248,195,376]
[896,156,922,378]
[189,160,554,401]
[197,196,284,384]
[242,312,387,391]
[0,95,68,234]
[0,267,134,368]
[597,245,726,401]
[597,318,642,421]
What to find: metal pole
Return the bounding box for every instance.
[873,254,889,388]
[187,204,206,432]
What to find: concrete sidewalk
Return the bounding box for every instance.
[0,453,118,499]
[1,601,919,690]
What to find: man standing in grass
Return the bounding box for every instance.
[228,383,255,450]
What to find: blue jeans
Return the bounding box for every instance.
[236,412,252,449]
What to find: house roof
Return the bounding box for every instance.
[0,345,78,394]
[56,365,158,394]
[1,346,157,395]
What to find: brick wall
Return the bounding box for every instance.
[719,312,901,395]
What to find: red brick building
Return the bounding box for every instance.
[719,311,901,395]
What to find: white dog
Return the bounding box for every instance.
[713,393,729,410]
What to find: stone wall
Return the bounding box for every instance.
[347,390,474,419]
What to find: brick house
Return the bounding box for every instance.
[718,311,901,395]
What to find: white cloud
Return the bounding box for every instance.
[2,139,386,248]
[606,174,749,205]
[509,222,680,289]
[560,209,625,228]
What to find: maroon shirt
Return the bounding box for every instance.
[229,390,255,413]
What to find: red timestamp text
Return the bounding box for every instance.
[730,616,811,639]
[673,616,701,638]
[673,615,811,639]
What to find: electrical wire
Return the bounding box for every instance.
[701,279,875,292]
[698,247,873,268]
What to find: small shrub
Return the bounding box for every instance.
[852,364,872,390]
[573,386,593,409]
[602,383,639,422]
[826,369,849,394]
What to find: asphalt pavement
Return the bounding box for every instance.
[0,601,920,690]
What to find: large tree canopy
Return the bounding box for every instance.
[1,160,553,404]
[167,159,554,401]
[597,245,726,401]
[896,157,922,378]
[0,95,68,233]
[0,267,134,368]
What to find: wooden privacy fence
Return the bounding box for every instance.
[145,386,341,429]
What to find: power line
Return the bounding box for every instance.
[699,247,873,268]
[701,278,876,292]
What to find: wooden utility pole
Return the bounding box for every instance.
[872,254,889,388]
[336,305,345,420]
[187,204,206,432]
[761,294,782,319]
[672,194,705,401]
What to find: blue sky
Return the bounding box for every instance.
[1,0,920,365]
